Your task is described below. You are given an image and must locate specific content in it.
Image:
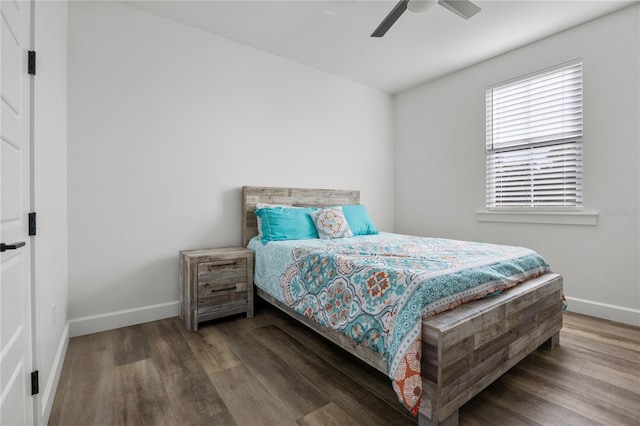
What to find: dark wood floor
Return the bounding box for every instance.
[49,305,640,426]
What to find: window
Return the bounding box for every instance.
[485,60,583,209]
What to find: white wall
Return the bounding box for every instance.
[394,5,640,325]
[67,1,394,335]
[33,1,69,422]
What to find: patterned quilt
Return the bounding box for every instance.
[248,232,551,415]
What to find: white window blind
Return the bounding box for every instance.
[486,60,583,209]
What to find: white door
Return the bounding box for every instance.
[1,0,34,425]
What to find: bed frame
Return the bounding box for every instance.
[242,186,563,426]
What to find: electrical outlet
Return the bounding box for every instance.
[51,305,56,328]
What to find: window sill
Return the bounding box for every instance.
[476,209,598,226]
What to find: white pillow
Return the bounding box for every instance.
[310,206,353,239]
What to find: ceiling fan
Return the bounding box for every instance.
[371,0,481,37]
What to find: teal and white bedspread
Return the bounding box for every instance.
[247,232,551,415]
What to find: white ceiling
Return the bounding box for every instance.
[124,0,638,93]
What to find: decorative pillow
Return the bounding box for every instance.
[341,204,378,236]
[255,203,291,239]
[254,206,318,244]
[310,206,353,240]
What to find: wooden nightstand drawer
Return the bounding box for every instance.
[198,280,247,298]
[198,258,247,274]
[198,283,247,308]
[198,291,247,314]
[179,247,254,331]
[197,259,247,288]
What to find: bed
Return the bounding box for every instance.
[242,186,563,426]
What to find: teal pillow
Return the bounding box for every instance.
[255,207,319,243]
[341,204,378,236]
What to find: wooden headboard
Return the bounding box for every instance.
[242,186,360,246]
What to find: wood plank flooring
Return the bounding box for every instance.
[49,306,640,426]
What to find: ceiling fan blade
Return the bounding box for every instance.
[371,0,409,38]
[437,0,481,19]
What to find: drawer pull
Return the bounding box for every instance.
[208,260,237,268]
[209,282,247,293]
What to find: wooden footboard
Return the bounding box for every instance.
[418,273,563,426]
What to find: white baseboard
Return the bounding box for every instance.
[40,323,69,425]
[565,296,640,326]
[65,296,639,337]
[68,301,180,337]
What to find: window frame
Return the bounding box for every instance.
[484,59,584,211]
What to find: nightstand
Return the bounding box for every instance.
[179,247,254,331]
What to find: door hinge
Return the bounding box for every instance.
[31,370,39,395]
[28,51,36,75]
[28,212,36,236]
